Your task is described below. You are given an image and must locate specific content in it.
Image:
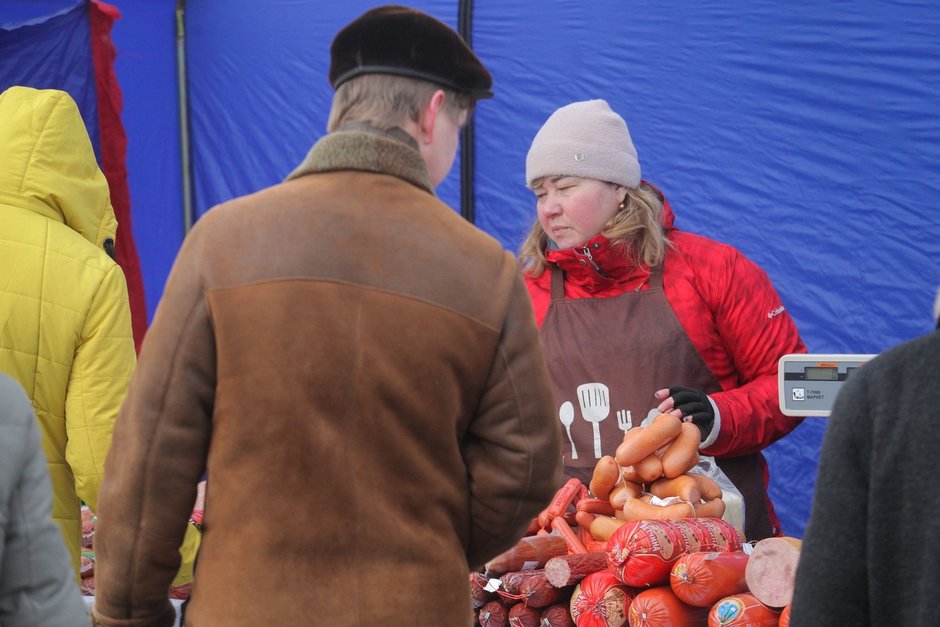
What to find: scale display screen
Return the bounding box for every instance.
[778,354,876,416]
[803,366,839,381]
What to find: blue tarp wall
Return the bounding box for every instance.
[3,0,940,537]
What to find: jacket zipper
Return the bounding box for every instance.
[578,245,608,278]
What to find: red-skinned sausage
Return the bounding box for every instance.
[670,551,750,607]
[628,586,710,627]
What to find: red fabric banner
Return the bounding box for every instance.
[89,0,148,352]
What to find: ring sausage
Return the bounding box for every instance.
[574,509,597,531]
[620,495,695,521]
[621,465,643,485]
[588,515,625,541]
[634,452,665,484]
[577,498,617,516]
[650,475,701,504]
[690,472,723,501]
[608,480,643,509]
[693,497,726,519]
[662,422,701,478]
[615,414,682,467]
[589,455,620,500]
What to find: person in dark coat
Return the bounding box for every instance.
[790,290,940,626]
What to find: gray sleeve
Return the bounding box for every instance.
[0,376,87,627]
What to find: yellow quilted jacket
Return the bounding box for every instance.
[0,86,198,585]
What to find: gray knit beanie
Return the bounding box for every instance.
[525,99,641,188]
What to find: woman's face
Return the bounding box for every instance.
[532,176,625,249]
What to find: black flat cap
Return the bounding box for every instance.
[329,5,493,99]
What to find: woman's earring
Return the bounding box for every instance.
[619,199,626,210]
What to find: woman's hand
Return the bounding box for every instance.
[655,386,714,441]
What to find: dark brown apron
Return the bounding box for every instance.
[540,265,774,541]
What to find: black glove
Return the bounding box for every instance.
[665,385,714,442]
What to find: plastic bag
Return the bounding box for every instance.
[686,456,745,538]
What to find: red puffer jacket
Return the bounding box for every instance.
[524,191,807,461]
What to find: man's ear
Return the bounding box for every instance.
[418,90,447,145]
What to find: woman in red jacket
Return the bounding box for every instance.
[519,99,807,541]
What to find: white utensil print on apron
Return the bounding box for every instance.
[577,382,610,458]
[616,409,632,433]
[558,401,577,460]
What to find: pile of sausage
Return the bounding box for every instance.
[566,413,725,550]
[469,414,803,626]
[474,518,800,626]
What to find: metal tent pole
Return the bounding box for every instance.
[175,0,194,233]
[457,0,476,224]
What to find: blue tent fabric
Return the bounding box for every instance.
[2,0,152,348]
[109,1,183,322]
[4,0,940,537]
[184,0,464,218]
[1,1,183,325]
[178,2,940,536]
[0,1,100,159]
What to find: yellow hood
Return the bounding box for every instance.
[0,86,117,249]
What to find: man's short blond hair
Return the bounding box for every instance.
[327,74,472,133]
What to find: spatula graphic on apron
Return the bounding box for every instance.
[577,382,609,459]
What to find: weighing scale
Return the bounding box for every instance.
[777,354,877,416]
